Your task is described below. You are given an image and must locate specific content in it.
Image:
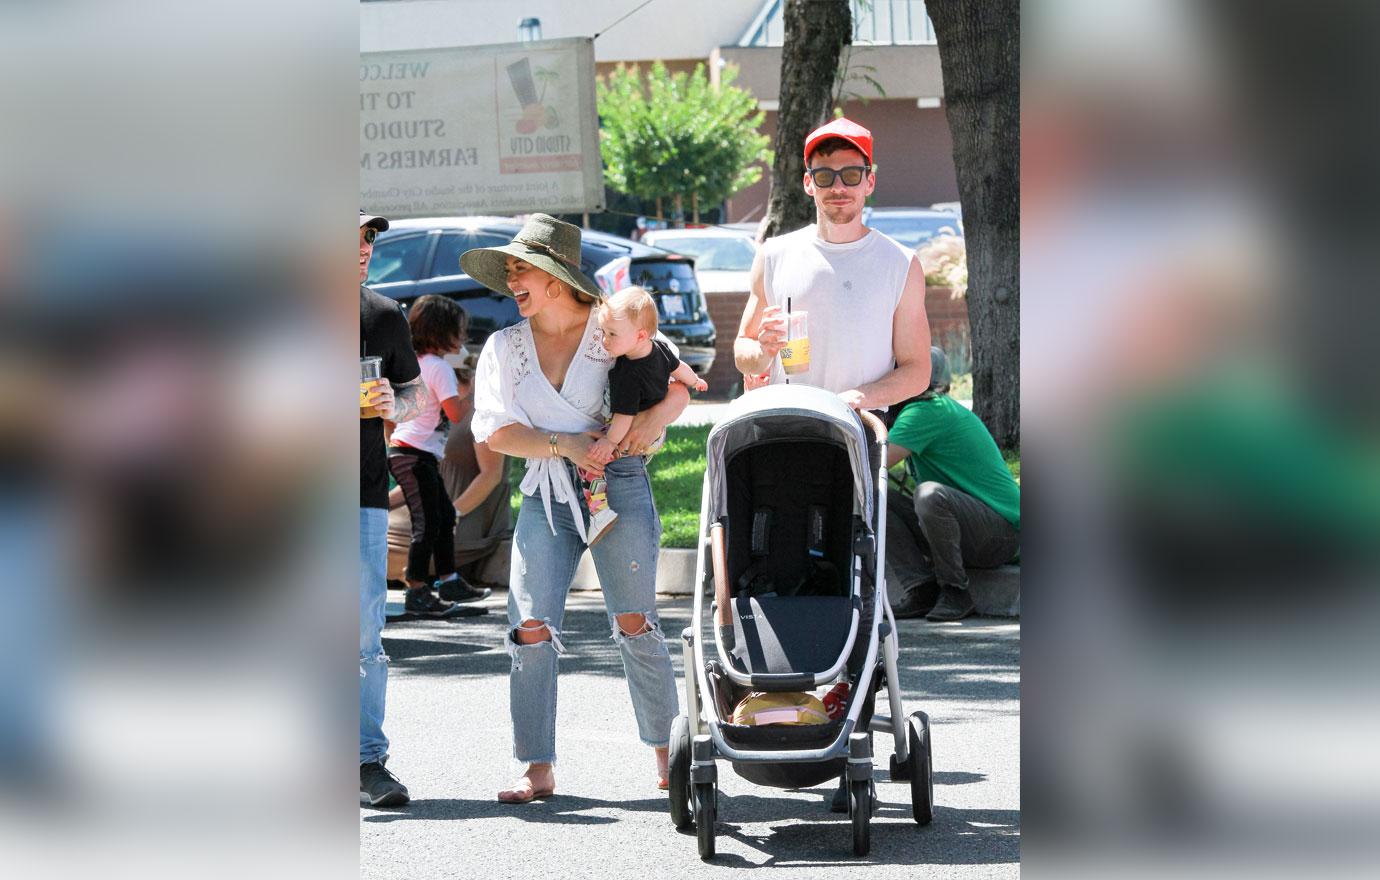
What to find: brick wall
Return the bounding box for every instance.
[698,286,971,400]
[703,290,750,398]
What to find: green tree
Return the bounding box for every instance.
[598,61,772,225]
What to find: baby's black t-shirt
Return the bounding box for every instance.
[608,339,681,416]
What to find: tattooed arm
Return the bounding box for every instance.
[389,376,426,423]
[371,376,427,423]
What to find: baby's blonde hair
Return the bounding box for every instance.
[598,285,659,335]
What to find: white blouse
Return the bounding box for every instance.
[472,309,614,542]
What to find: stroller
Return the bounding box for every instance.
[667,384,934,859]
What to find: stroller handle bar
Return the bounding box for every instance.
[858,408,888,445]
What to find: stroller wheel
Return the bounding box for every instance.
[908,711,934,825]
[889,752,908,781]
[668,716,692,829]
[694,781,717,860]
[848,778,872,856]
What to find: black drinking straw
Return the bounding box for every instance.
[784,296,791,384]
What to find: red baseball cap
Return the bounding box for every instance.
[803,117,873,166]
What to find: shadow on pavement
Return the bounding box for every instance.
[703,797,1019,867]
[362,793,672,826]
[931,771,987,786]
[385,592,1018,712]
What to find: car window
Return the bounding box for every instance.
[866,215,962,250]
[454,294,520,346]
[430,231,513,279]
[649,237,755,271]
[366,234,431,285]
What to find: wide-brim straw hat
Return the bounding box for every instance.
[459,213,603,302]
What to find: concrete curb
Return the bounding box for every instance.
[571,547,1020,618]
[969,565,1021,617]
[570,547,700,595]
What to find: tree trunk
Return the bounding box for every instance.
[673,193,684,227]
[763,0,851,239]
[692,192,700,224]
[927,0,1020,449]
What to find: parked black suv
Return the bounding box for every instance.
[366,217,716,374]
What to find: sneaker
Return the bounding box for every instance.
[586,504,618,546]
[891,582,940,619]
[436,575,492,604]
[926,585,976,621]
[403,589,474,619]
[360,759,409,807]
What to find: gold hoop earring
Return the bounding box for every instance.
[545,281,562,300]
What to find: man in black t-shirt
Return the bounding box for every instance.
[359,210,429,807]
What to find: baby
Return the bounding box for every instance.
[580,286,707,543]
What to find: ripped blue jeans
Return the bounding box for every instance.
[507,456,679,764]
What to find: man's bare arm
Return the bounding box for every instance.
[887,442,912,469]
[848,256,932,409]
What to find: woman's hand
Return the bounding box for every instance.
[621,383,690,455]
[559,431,608,475]
[589,437,617,465]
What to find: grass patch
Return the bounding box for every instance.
[648,425,711,548]
[509,425,710,549]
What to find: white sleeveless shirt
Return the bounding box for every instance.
[761,225,911,395]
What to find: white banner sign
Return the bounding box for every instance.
[360,38,604,218]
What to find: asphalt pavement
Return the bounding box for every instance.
[362,590,1019,879]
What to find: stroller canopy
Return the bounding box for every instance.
[706,384,875,526]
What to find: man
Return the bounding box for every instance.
[734,117,930,411]
[886,347,1021,621]
[359,210,430,807]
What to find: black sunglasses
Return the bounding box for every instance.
[807,165,870,188]
[361,227,378,245]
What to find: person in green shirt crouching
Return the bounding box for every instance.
[886,347,1020,621]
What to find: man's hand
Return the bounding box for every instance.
[838,389,867,410]
[755,305,788,358]
[743,371,770,392]
[364,378,394,414]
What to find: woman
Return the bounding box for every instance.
[462,214,687,803]
[439,355,512,589]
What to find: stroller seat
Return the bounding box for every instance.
[729,594,854,682]
[719,438,860,690]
